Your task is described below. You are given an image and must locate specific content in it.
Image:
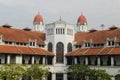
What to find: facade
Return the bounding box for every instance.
[0,12,120,80]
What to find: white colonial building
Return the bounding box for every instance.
[0,12,120,80]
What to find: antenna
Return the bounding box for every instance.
[100,24,105,30]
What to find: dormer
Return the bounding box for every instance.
[109,25,118,30]
[0,35,2,45]
[2,24,12,28]
[29,39,37,47]
[23,27,31,31]
[106,37,116,46]
[83,39,92,48]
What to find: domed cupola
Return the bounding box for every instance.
[34,12,43,23]
[77,13,87,25]
[33,12,44,32]
[76,13,88,32]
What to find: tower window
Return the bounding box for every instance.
[56,42,64,63]
[48,42,53,52]
[67,43,72,52]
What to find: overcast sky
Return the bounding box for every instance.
[0,0,120,30]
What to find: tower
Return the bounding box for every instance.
[45,19,74,80]
[33,12,44,32]
[76,13,87,32]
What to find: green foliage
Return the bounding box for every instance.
[0,64,26,80]
[0,64,50,80]
[66,64,112,80]
[25,64,50,80]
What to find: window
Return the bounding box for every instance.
[56,28,65,34]
[56,73,63,80]
[56,42,64,63]
[29,41,36,47]
[85,42,90,47]
[48,42,53,52]
[67,43,72,52]
[108,40,115,46]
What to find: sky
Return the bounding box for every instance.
[0,0,120,30]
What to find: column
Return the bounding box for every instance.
[112,77,115,80]
[64,73,67,80]
[16,55,19,64]
[19,55,22,64]
[32,56,34,64]
[64,57,67,66]
[43,57,45,65]
[97,56,100,66]
[7,55,10,64]
[52,73,56,80]
[111,56,114,66]
[74,57,77,64]
[85,57,88,65]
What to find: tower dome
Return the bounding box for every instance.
[34,12,43,23]
[77,13,87,24]
[76,13,87,32]
[33,12,44,32]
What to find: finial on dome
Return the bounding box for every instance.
[60,16,62,20]
[81,12,83,15]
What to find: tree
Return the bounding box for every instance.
[66,64,112,80]
[66,64,90,80]
[88,69,112,80]
[25,64,50,80]
[0,64,26,80]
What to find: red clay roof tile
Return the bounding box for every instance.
[0,45,53,56]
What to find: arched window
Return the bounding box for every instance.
[48,42,53,52]
[56,42,64,63]
[67,43,72,52]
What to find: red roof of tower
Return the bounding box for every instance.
[34,12,43,23]
[77,13,87,23]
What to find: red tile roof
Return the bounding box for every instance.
[84,48,102,55]
[66,47,120,56]
[75,27,120,45]
[0,45,53,56]
[110,47,120,55]
[99,47,113,55]
[0,27,45,44]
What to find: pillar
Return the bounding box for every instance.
[16,55,19,64]
[111,56,114,66]
[7,55,10,64]
[85,57,88,65]
[74,57,77,64]
[112,77,115,80]
[32,56,34,64]
[64,73,67,80]
[52,73,56,80]
[97,56,100,66]
[43,57,46,65]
